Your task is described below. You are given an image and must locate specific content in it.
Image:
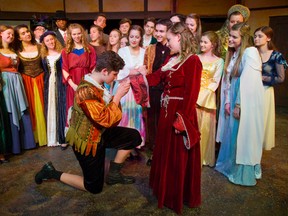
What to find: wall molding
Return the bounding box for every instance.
[0,11,172,21]
[249,5,288,11]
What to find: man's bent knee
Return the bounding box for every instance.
[130,129,142,148]
[84,182,103,194]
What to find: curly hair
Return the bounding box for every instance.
[40,34,63,58]
[65,23,90,54]
[13,24,37,52]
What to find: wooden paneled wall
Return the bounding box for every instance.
[1,0,287,28]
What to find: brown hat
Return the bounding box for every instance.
[227,4,250,22]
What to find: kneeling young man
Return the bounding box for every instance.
[35,51,142,194]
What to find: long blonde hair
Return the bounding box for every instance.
[40,34,63,58]
[224,22,252,77]
[168,22,198,60]
[65,23,90,53]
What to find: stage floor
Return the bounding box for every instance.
[0,107,287,216]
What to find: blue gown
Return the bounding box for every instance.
[215,47,264,186]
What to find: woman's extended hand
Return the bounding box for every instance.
[233,106,240,119]
[225,103,230,116]
[71,82,78,91]
[138,65,147,76]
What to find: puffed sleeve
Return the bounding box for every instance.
[76,85,122,128]
[197,58,224,109]
[117,47,130,80]
[207,58,224,92]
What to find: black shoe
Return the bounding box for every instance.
[146,158,152,166]
[60,144,69,150]
[105,161,135,185]
[126,153,135,161]
[126,153,141,161]
[35,162,55,184]
[0,158,9,164]
[106,174,135,185]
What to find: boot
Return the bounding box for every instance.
[35,162,63,184]
[105,161,135,185]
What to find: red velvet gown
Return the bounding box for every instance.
[147,54,202,214]
[61,46,96,123]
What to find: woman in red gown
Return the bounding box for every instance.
[147,22,202,214]
[62,23,96,132]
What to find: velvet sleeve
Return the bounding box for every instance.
[76,85,122,128]
[146,55,171,86]
[176,55,202,149]
[146,68,162,87]
[181,55,202,116]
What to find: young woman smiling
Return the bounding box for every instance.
[14,24,47,146]
[215,22,265,186]
[61,24,96,147]
[40,31,66,147]
[0,25,35,157]
[114,25,147,154]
